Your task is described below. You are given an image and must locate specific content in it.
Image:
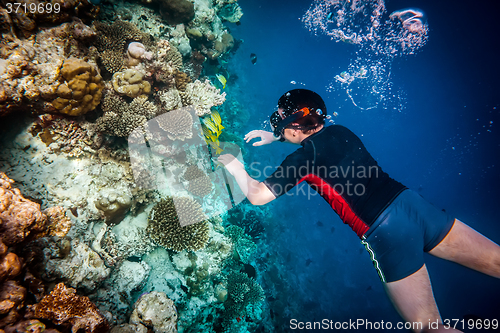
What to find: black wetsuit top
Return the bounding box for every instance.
[263,125,407,237]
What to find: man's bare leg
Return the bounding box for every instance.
[384,265,462,333]
[428,219,500,277]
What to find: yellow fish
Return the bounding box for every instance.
[209,141,224,155]
[210,110,224,132]
[216,74,227,89]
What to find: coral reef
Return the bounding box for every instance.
[224,225,257,264]
[127,42,153,67]
[158,88,183,111]
[112,69,151,98]
[97,91,158,137]
[94,189,133,225]
[0,171,47,246]
[147,197,209,252]
[223,271,264,322]
[159,0,195,26]
[42,239,111,292]
[155,106,194,141]
[25,283,109,333]
[183,165,212,197]
[0,0,99,38]
[180,79,226,116]
[29,115,104,158]
[50,58,104,116]
[0,22,101,117]
[129,291,178,333]
[94,21,150,74]
[93,259,151,323]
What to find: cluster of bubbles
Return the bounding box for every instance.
[302,0,429,111]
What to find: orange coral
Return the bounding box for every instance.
[0,252,21,283]
[26,283,109,333]
[0,172,47,246]
[51,58,104,116]
[42,206,72,238]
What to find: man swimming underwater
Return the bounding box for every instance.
[218,89,500,333]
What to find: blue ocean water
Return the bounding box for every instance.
[223,0,500,330]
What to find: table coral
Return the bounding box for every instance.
[25,282,109,333]
[147,197,209,252]
[50,58,104,116]
[130,291,178,333]
[112,69,151,98]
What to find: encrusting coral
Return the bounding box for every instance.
[129,291,178,333]
[147,197,209,252]
[50,58,104,117]
[0,172,47,246]
[184,165,213,197]
[25,282,110,333]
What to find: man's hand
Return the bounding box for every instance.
[244,130,279,146]
[218,154,244,176]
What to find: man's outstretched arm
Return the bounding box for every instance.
[218,154,276,205]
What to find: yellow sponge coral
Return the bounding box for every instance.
[51,58,104,116]
[112,69,151,98]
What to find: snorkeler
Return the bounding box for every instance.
[218,89,500,333]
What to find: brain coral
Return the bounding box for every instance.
[112,69,151,98]
[184,165,212,197]
[147,197,209,252]
[155,106,193,141]
[51,58,104,116]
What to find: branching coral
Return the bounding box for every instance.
[224,225,257,264]
[26,282,110,333]
[147,197,209,252]
[224,271,264,321]
[184,165,213,197]
[29,115,104,157]
[180,79,226,116]
[158,88,183,111]
[50,58,104,116]
[96,91,158,137]
[155,106,194,141]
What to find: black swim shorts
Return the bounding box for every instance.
[361,189,455,283]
